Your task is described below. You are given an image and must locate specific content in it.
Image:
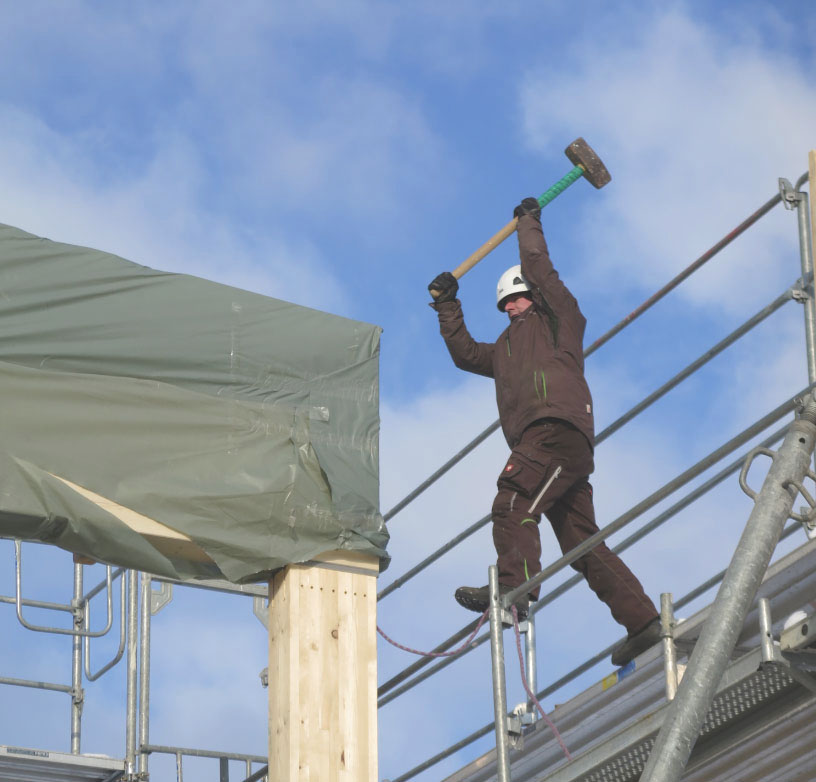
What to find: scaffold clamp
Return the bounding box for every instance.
[738,446,777,501]
[791,286,810,304]
[739,445,816,531]
[779,177,804,210]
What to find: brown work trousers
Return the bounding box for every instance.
[492,419,657,635]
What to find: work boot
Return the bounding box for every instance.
[454,584,531,620]
[611,617,661,667]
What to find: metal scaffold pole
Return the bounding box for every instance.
[488,565,511,782]
[781,175,816,382]
[639,392,816,782]
[125,570,139,778]
[138,572,152,779]
[796,189,816,382]
[70,562,85,754]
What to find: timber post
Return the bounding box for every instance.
[268,550,379,781]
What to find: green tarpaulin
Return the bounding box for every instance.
[0,223,388,582]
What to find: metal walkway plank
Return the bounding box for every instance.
[0,746,125,782]
[443,538,816,782]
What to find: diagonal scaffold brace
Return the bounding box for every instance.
[639,391,816,782]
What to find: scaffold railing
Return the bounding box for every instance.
[377,170,814,781]
[0,170,811,782]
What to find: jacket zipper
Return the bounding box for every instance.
[528,464,562,513]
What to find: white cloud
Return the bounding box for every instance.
[520,8,816,313]
[3,4,816,781]
[730,306,810,420]
[145,602,268,752]
[381,375,500,509]
[224,77,446,217]
[138,3,454,221]
[0,2,465,317]
[0,106,349,313]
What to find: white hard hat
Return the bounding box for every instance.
[496,265,531,311]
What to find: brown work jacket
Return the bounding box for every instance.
[433,214,595,450]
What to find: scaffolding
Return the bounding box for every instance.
[2,167,815,782]
[375,168,816,781]
[444,538,816,782]
[1,553,269,782]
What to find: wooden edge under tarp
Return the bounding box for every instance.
[50,473,214,564]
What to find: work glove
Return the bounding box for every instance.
[428,271,459,303]
[513,197,542,221]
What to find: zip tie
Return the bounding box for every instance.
[511,605,572,761]
[377,610,489,658]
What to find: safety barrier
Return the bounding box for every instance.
[377,171,814,780]
[0,171,811,782]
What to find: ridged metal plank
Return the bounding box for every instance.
[443,540,816,782]
[0,747,124,782]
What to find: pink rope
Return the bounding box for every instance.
[511,606,572,761]
[378,606,572,762]
[377,610,489,658]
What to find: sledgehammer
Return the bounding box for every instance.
[435,137,611,293]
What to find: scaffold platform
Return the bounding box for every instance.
[444,537,816,782]
[0,745,125,782]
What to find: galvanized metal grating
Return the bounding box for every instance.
[0,746,125,782]
[574,665,799,782]
[698,664,795,737]
[581,739,654,782]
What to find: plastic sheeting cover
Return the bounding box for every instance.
[0,223,388,582]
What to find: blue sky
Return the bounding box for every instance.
[1,1,815,780]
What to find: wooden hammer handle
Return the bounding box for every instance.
[447,165,586,284]
[451,217,519,279]
[430,162,591,298]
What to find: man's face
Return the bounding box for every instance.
[503,292,533,320]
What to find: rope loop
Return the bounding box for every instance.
[377,610,488,658]
[511,605,572,761]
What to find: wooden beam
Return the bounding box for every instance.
[268,551,379,781]
[50,471,383,776]
[50,473,213,564]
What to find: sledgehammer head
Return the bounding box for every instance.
[565,137,611,189]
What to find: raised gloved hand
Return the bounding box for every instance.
[513,197,542,221]
[428,272,459,303]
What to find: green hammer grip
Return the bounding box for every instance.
[537,165,585,208]
[447,162,589,283]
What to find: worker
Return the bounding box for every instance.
[428,197,660,667]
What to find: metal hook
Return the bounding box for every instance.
[14,540,115,637]
[738,446,777,500]
[84,570,127,680]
